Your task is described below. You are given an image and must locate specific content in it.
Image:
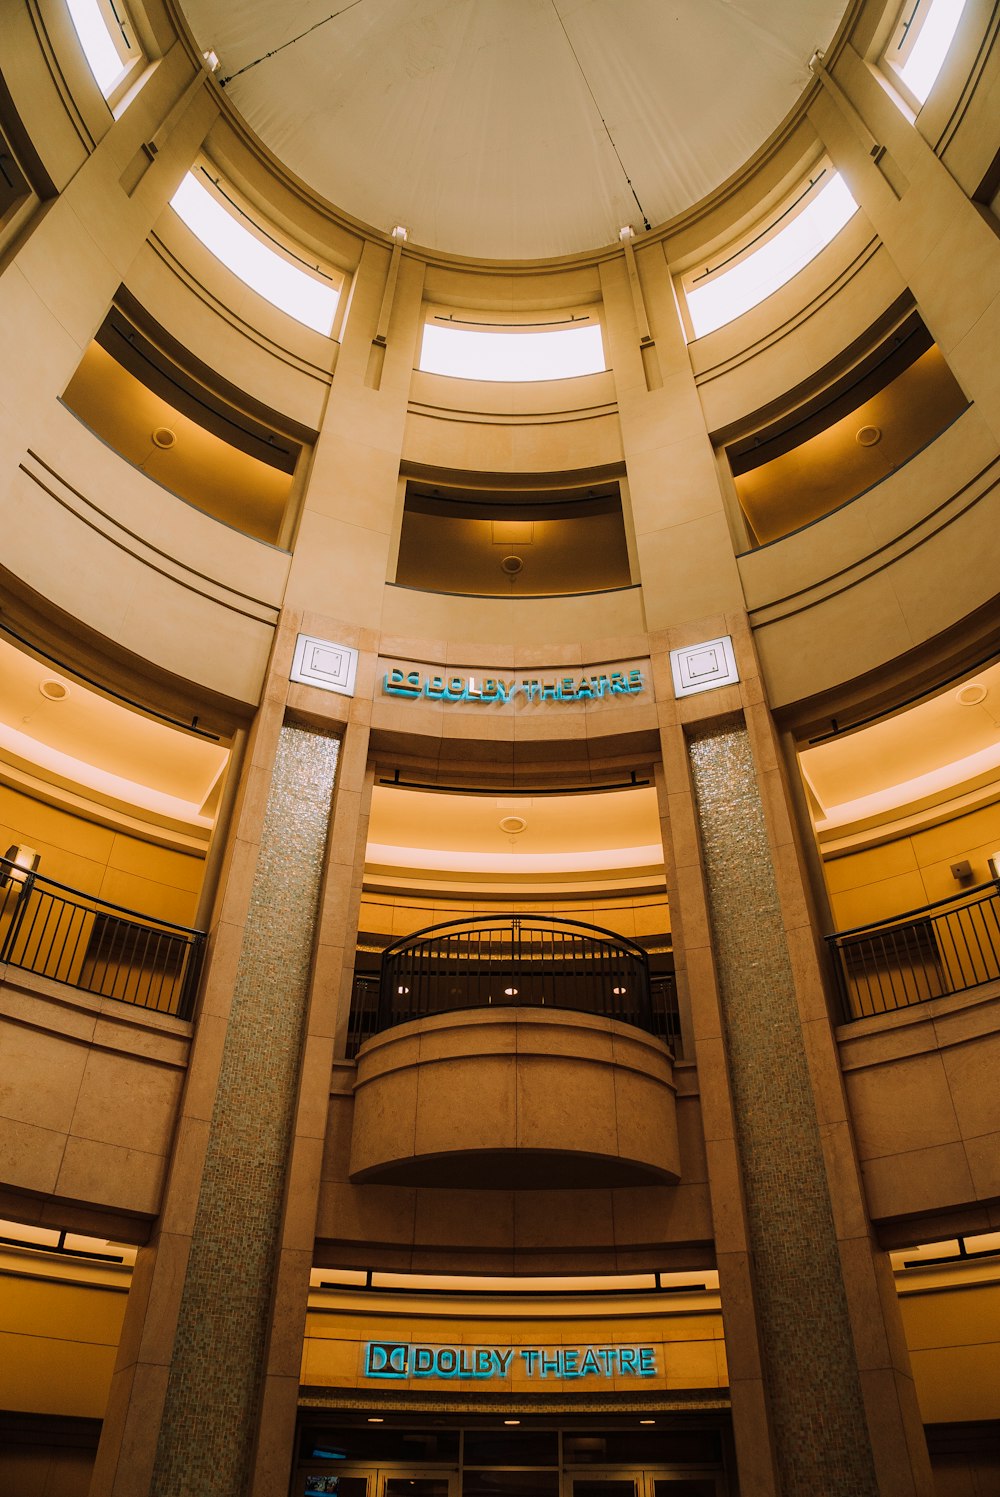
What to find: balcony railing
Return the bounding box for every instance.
[827,881,1000,1021]
[346,915,679,1057]
[0,855,205,1019]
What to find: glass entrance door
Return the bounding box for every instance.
[301,1471,457,1497]
[567,1472,723,1497]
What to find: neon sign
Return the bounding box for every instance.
[382,669,645,704]
[363,1341,658,1380]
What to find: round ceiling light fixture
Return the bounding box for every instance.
[499,814,527,834]
[500,555,524,575]
[957,682,988,706]
[38,679,70,702]
[856,424,881,447]
[152,426,177,449]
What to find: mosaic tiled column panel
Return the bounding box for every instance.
[154,724,340,1496]
[687,716,878,1497]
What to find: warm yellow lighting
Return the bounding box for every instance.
[2,843,40,888]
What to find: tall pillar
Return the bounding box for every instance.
[251,637,375,1497]
[656,626,935,1496]
[89,618,348,1495]
[809,40,1000,443]
[0,40,215,457]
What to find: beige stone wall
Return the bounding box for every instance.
[0,786,204,926]
[0,970,189,1222]
[824,798,1000,931]
[838,985,1000,1229]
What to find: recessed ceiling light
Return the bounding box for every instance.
[856,424,881,447]
[152,426,176,449]
[500,555,524,575]
[503,1419,520,1425]
[957,682,987,706]
[38,679,70,701]
[499,815,527,834]
[367,1416,384,1423]
[639,1418,655,1425]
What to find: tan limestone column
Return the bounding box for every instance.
[809,40,1000,443]
[284,236,427,626]
[0,41,216,474]
[600,228,933,1491]
[91,611,354,1496]
[250,617,377,1497]
[654,622,934,1497]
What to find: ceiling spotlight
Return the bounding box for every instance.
[397,985,410,996]
[504,987,519,997]
[500,555,524,576]
[152,426,176,450]
[612,986,627,996]
[499,815,527,835]
[38,679,70,702]
[856,424,881,447]
[957,682,987,706]
[203,49,220,73]
[391,224,408,241]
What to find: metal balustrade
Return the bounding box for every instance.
[346,915,679,1056]
[827,880,1000,1021]
[0,855,205,1018]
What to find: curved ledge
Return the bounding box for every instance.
[349,1007,680,1189]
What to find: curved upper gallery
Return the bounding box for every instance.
[0,0,998,720]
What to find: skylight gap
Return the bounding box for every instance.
[65,0,140,98]
[684,170,859,338]
[419,320,606,381]
[169,171,340,335]
[884,0,969,106]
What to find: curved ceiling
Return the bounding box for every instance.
[179,0,851,260]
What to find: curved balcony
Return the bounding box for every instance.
[348,915,679,1056]
[0,854,204,1019]
[347,916,681,1189]
[827,881,1000,1021]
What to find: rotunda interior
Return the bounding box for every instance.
[1,1,999,1494]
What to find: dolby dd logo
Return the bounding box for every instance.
[365,1342,409,1378]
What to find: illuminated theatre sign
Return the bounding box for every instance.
[383,668,645,704]
[364,1341,658,1381]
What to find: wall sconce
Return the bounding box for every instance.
[1,844,40,889]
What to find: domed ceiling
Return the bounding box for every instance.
[178,0,852,261]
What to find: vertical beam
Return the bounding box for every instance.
[656,620,935,1497]
[151,719,341,1494]
[687,714,880,1496]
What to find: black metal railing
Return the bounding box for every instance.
[0,855,205,1018]
[346,916,679,1056]
[827,880,1000,1021]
